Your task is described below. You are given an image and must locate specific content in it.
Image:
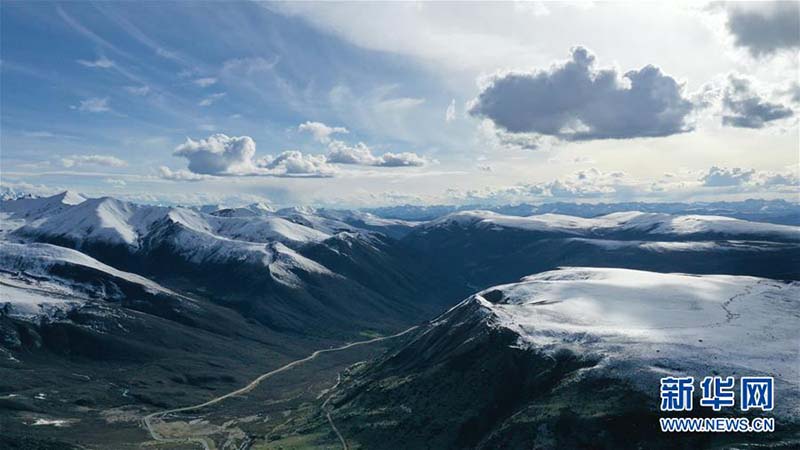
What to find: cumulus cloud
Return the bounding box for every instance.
[546,168,634,198]
[700,166,755,186]
[723,1,800,57]
[754,171,800,187]
[721,75,794,128]
[297,120,428,166]
[171,134,336,178]
[327,140,427,167]
[259,151,335,177]
[174,134,260,175]
[77,57,113,68]
[170,131,429,181]
[61,154,128,168]
[74,97,111,113]
[298,121,348,143]
[447,168,640,204]
[701,166,798,188]
[447,165,797,204]
[468,47,697,141]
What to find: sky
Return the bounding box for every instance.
[1,1,798,208]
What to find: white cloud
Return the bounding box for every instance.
[298,121,349,143]
[295,121,428,167]
[174,134,260,175]
[76,57,114,68]
[445,99,456,123]
[158,166,211,181]
[700,166,798,188]
[193,77,218,87]
[259,151,336,177]
[469,47,698,141]
[171,133,336,178]
[441,165,798,205]
[443,168,639,204]
[327,140,427,167]
[74,97,111,113]
[61,154,128,168]
[700,166,754,187]
[198,92,226,106]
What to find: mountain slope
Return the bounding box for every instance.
[406,210,800,297]
[320,268,800,449]
[2,193,446,339]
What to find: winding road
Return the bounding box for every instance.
[142,325,419,449]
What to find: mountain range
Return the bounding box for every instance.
[1,191,798,449]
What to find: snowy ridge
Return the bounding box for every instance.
[1,191,86,239]
[0,241,178,297]
[466,267,800,416]
[7,193,332,249]
[425,210,800,240]
[565,237,798,252]
[0,241,181,320]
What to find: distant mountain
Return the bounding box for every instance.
[366,199,800,225]
[423,210,800,240]
[404,210,800,297]
[320,267,800,449]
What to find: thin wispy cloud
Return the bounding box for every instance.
[73,97,111,113]
[198,92,226,107]
[76,57,114,68]
[61,154,128,168]
[445,99,456,123]
[124,85,150,96]
[193,77,218,87]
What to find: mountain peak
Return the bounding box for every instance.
[54,190,86,205]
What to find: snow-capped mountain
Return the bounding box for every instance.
[473,268,798,392]
[366,199,800,225]
[8,196,331,249]
[0,192,447,337]
[0,241,189,321]
[423,210,800,241]
[406,209,800,296]
[320,268,800,449]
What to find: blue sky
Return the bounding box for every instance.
[1,2,798,207]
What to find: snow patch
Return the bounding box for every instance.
[467,267,800,416]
